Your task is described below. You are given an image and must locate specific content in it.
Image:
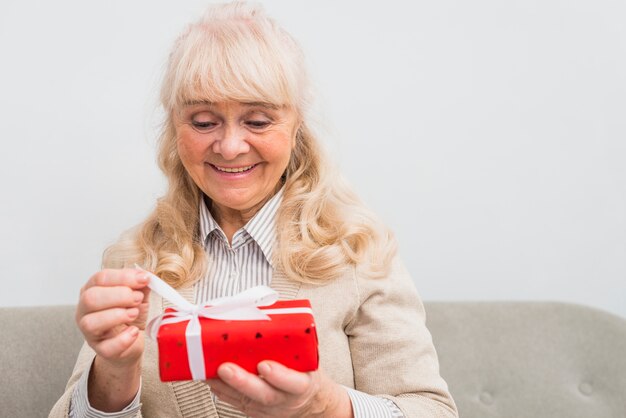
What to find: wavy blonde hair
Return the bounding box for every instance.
[104,2,396,286]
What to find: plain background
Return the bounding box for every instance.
[1,0,624,318]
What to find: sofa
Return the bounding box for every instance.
[1,302,624,417]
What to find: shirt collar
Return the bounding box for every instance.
[198,199,220,242]
[198,187,284,268]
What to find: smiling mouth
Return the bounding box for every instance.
[211,164,257,173]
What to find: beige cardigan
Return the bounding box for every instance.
[50,258,458,417]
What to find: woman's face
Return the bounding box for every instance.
[175,101,298,216]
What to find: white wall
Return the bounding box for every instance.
[1,0,624,318]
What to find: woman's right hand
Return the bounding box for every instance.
[75,268,151,411]
[76,268,151,368]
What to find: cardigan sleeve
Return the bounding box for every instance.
[345,257,458,418]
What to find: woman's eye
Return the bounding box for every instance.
[246,120,271,129]
[191,120,217,131]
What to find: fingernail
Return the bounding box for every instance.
[220,365,234,380]
[258,362,271,375]
[128,326,139,337]
[127,308,139,318]
[133,292,144,303]
[137,274,149,284]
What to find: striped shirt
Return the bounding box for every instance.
[70,188,404,418]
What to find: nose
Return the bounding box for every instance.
[211,124,250,160]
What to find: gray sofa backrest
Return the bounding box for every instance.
[427,302,626,418]
[0,306,84,418]
[1,302,624,417]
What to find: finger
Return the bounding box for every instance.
[78,286,145,316]
[209,387,262,417]
[78,307,139,340]
[138,285,151,301]
[208,379,266,417]
[216,363,283,406]
[207,377,256,401]
[83,269,149,292]
[256,361,313,395]
[91,325,140,360]
[130,296,151,330]
[207,378,241,401]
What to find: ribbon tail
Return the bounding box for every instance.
[186,315,206,380]
[135,264,196,312]
[146,315,163,340]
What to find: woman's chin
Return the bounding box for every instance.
[208,192,265,214]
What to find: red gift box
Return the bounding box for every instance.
[155,299,319,381]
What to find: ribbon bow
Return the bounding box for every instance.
[139,266,278,380]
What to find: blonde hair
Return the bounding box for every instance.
[104,2,396,286]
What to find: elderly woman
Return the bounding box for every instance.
[51,3,457,418]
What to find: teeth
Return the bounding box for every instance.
[215,164,255,173]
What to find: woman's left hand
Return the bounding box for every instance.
[207,361,353,418]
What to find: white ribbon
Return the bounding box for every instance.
[138,265,278,380]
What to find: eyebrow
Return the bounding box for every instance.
[183,100,280,110]
[242,101,280,110]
